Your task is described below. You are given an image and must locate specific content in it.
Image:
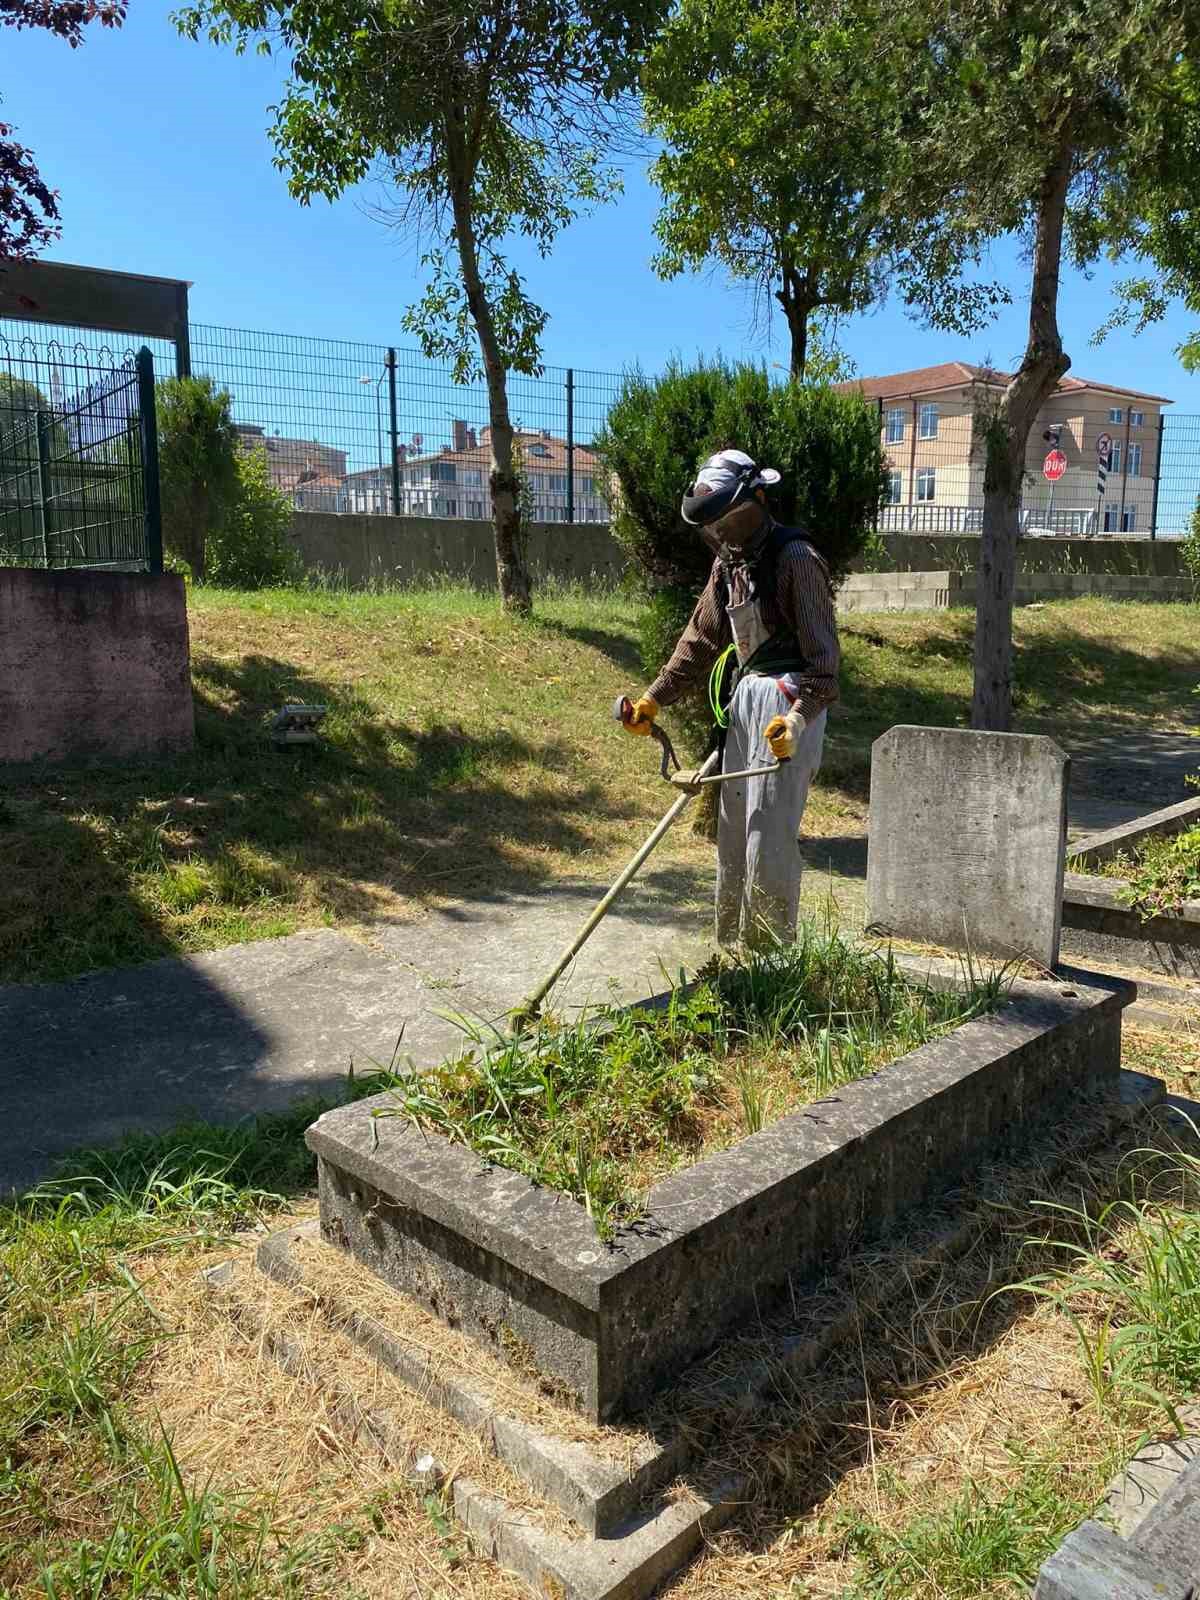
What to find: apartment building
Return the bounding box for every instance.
[234,424,348,504]
[346,424,608,523]
[835,363,1173,535]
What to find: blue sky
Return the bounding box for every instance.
[5,4,1199,412]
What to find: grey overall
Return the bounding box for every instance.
[714,588,826,947]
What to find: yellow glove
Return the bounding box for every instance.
[763,710,805,761]
[623,695,660,737]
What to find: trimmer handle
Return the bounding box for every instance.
[613,693,681,779]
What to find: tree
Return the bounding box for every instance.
[642,0,1002,381]
[890,0,1200,729]
[207,445,303,588]
[2,0,127,261]
[156,375,241,581]
[176,0,660,616]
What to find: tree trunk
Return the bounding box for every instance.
[971,142,1072,731]
[775,262,812,381]
[446,161,531,615]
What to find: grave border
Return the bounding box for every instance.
[1062,871,1200,982]
[307,960,1134,1422]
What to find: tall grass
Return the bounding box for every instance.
[1010,1132,1200,1424]
[376,932,1007,1236]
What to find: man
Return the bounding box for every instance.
[621,448,840,948]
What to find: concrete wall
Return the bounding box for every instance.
[0,568,194,767]
[289,512,1189,593]
[838,569,1193,612]
[290,510,626,588]
[878,531,1188,578]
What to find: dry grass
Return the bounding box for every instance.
[127,1214,573,1586]
[7,1024,1196,1599]
[284,1226,650,1458]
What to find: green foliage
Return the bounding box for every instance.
[597,357,886,592]
[1011,1144,1200,1423]
[643,0,948,378]
[889,0,1198,341]
[206,446,302,589]
[156,376,241,583]
[375,934,1002,1238]
[1182,494,1200,599]
[835,1457,1100,1599]
[1100,826,1200,920]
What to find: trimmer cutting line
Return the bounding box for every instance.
[509,697,786,1029]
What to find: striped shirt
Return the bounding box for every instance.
[647,534,840,724]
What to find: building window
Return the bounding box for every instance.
[1130,409,1145,427]
[1103,506,1137,533]
[1128,442,1142,476]
[432,461,456,483]
[461,468,483,487]
[885,408,905,444]
[918,404,938,440]
[1108,407,1124,424]
[916,468,936,502]
[1108,442,1122,474]
[887,470,902,504]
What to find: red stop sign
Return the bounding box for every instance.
[1043,449,1067,481]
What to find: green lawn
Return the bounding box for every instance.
[2,587,1198,985]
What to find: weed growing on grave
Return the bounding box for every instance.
[1091,824,1200,919]
[1009,1129,1200,1422]
[375,932,1007,1236]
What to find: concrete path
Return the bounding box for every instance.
[0,864,712,1194]
[1061,726,1199,836]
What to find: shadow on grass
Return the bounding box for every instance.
[534,615,646,678]
[0,649,647,986]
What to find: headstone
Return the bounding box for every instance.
[866,726,1068,967]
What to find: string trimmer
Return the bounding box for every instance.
[509,697,784,1029]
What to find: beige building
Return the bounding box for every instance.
[835,363,1172,536]
[346,424,607,523]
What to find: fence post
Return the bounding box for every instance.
[1149,411,1165,540]
[566,368,575,525]
[387,348,400,515]
[34,409,53,567]
[136,347,164,574]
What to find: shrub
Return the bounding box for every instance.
[1182,493,1200,600]
[156,376,240,582]
[594,357,886,754]
[206,446,302,589]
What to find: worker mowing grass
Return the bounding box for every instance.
[621,448,839,948]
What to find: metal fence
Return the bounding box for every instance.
[874,392,1199,541]
[0,316,624,528]
[185,327,623,525]
[0,337,161,571]
[4,309,1200,545]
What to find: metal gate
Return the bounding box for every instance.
[0,340,162,572]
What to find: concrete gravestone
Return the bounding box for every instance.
[866,726,1069,967]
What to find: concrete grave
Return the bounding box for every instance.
[1061,797,1200,981]
[866,725,1069,966]
[209,1061,1161,1600]
[306,961,1129,1424]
